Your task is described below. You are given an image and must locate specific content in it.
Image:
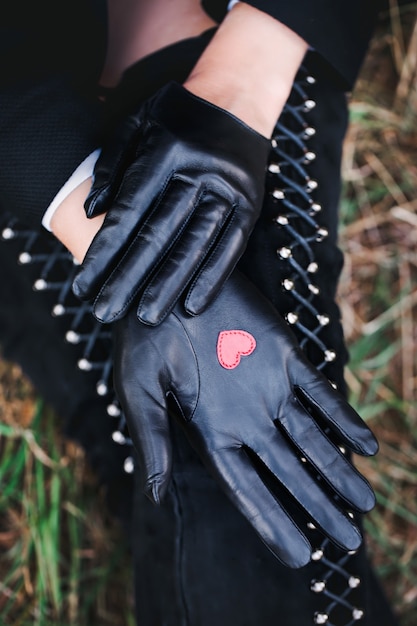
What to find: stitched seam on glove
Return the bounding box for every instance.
[294,385,369,456]
[93,174,206,322]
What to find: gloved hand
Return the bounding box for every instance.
[112,270,378,568]
[72,81,270,325]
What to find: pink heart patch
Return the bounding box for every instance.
[217,330,256,370]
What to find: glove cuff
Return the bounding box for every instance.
[149,81,271,172]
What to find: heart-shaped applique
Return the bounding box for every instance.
[216,330,256,370]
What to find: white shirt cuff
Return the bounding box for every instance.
[42,149,101,231]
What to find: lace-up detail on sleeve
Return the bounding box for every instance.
[1,217,135,474]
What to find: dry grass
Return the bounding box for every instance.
[338,2,417,623]
[1,3,417,624]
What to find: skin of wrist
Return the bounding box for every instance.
[50,179,105,263]
[184,3,308,137]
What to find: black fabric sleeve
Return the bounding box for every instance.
[203,0,384,89]
[0,77,102,227]
[0,0,105,227]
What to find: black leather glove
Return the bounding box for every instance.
[72,81,270,325]
[112,270,378,568]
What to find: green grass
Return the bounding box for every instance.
[0,396,135,625]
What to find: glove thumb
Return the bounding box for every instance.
[113,340,173,504]
[123,388,173,505]
[84,115,144,218]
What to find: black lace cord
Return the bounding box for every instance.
[268,67,366,624]
[310,538,365,626]
[0,67,366,622]
[0,218,135,473]
[269,70,338,378]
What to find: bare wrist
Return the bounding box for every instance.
[50,179,105,263]
[184,3,308,137]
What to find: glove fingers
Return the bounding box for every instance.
[85,116,144,218]
[253,427,363,552]
[184,212,249,316]
[276,403,376,512]
[205,447,312,568]
[73,155,167,303]
[292,377,379,456]
[137,190,233,325]
[72,207,148,303]
[92,177,205,323]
